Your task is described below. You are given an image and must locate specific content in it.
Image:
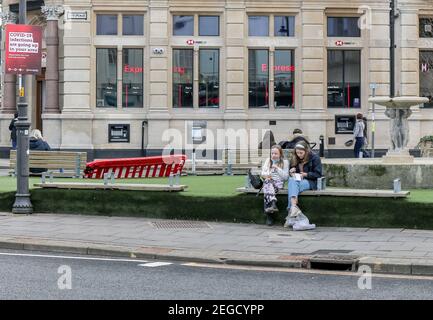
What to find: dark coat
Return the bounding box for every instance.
[291,152,323,190]
[29,138,51,151]
[9,118,17,141]
[279,136,310,149]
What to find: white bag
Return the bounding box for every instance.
[287,212,316,231]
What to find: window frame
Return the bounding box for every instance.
[172,48,195,108]
[420,50,433,108]
[327,16,361,38]
[198,15,220,37]
[327,49,361,109]
[122,14,144,36]
[199,49,220,108]
[96,47,118,108]
[122,48,144,108]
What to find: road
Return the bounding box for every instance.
[0,249,432,300]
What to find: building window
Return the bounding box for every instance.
[420,18,433,38]
[420,51,433,108]
[248,16,269,36]
[199,49,219,108]
[274,50,295,108]
[122,48,143,108]
[199,16,220,36]
[96,48,117,107]
[327,17,361,37]
[123,15,144,35]
[249,49,269,108]
[173,15,194,36]
[327,50,361,108]
[97,15,118,35]
[274,16,295,37]
[173,49,194,108]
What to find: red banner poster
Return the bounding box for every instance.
[5,24,43,75]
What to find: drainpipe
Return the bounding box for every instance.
[390,0,396,97]
[141,120,148,157]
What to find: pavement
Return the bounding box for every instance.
[0,213,433,276]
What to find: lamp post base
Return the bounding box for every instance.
[12,193,33,214]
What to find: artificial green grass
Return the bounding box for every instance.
[1,175,433,229]
[0,176,245,197]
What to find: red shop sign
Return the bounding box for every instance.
[5,24,43,75]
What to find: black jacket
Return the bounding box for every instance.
[291,152,323,190]
[279,136,310,149]
[9,118,17,141]
[30,138,51,151]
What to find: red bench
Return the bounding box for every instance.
[84,155,187,179]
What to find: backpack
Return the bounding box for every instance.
[248,169,263,190]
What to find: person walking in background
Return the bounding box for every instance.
[353,113,365,158]
[9,112,18,150]
[261,145,289,226]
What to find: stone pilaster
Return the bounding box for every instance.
[1,11,18,114]
[42,5,64,114]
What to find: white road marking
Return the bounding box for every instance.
[138,262,173,267]
[181,262,433,281]
[0,252,148,263]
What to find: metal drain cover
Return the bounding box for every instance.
[151,220,211,229]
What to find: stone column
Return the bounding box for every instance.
[41,5,64,114]
[1,11,18,114]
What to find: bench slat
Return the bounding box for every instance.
[236,187,410,198]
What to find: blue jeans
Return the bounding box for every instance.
[287,177,311,209]
[11,140,17,150]
[354,137,364,158]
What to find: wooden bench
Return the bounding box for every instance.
[236,187,410,198]
[34,182,188,192]
[9,150,87,177]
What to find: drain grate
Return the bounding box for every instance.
[151,220,211,229]
[309,255,359,272]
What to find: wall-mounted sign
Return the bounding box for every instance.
[66,11,88,21]
[335,40,356,47]
[186,39,207,45]
[261,64,295,72]
[108,124,130,143]
[335,115,356,134]
[5,24,42,75]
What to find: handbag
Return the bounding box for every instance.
[248,169,263,190]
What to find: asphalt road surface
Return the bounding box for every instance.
[0,250,432,300]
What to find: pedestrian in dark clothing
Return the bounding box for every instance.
[9,113,18,149]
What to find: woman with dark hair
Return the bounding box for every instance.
[284,141,322,228]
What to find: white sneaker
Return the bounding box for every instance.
[289,205,302,218]
[283,216,297,228]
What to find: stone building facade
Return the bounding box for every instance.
[1,0,433,159]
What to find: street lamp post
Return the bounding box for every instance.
[12,0,33,214]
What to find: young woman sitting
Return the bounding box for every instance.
[260,145,289,226]
[285,141,323,228]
